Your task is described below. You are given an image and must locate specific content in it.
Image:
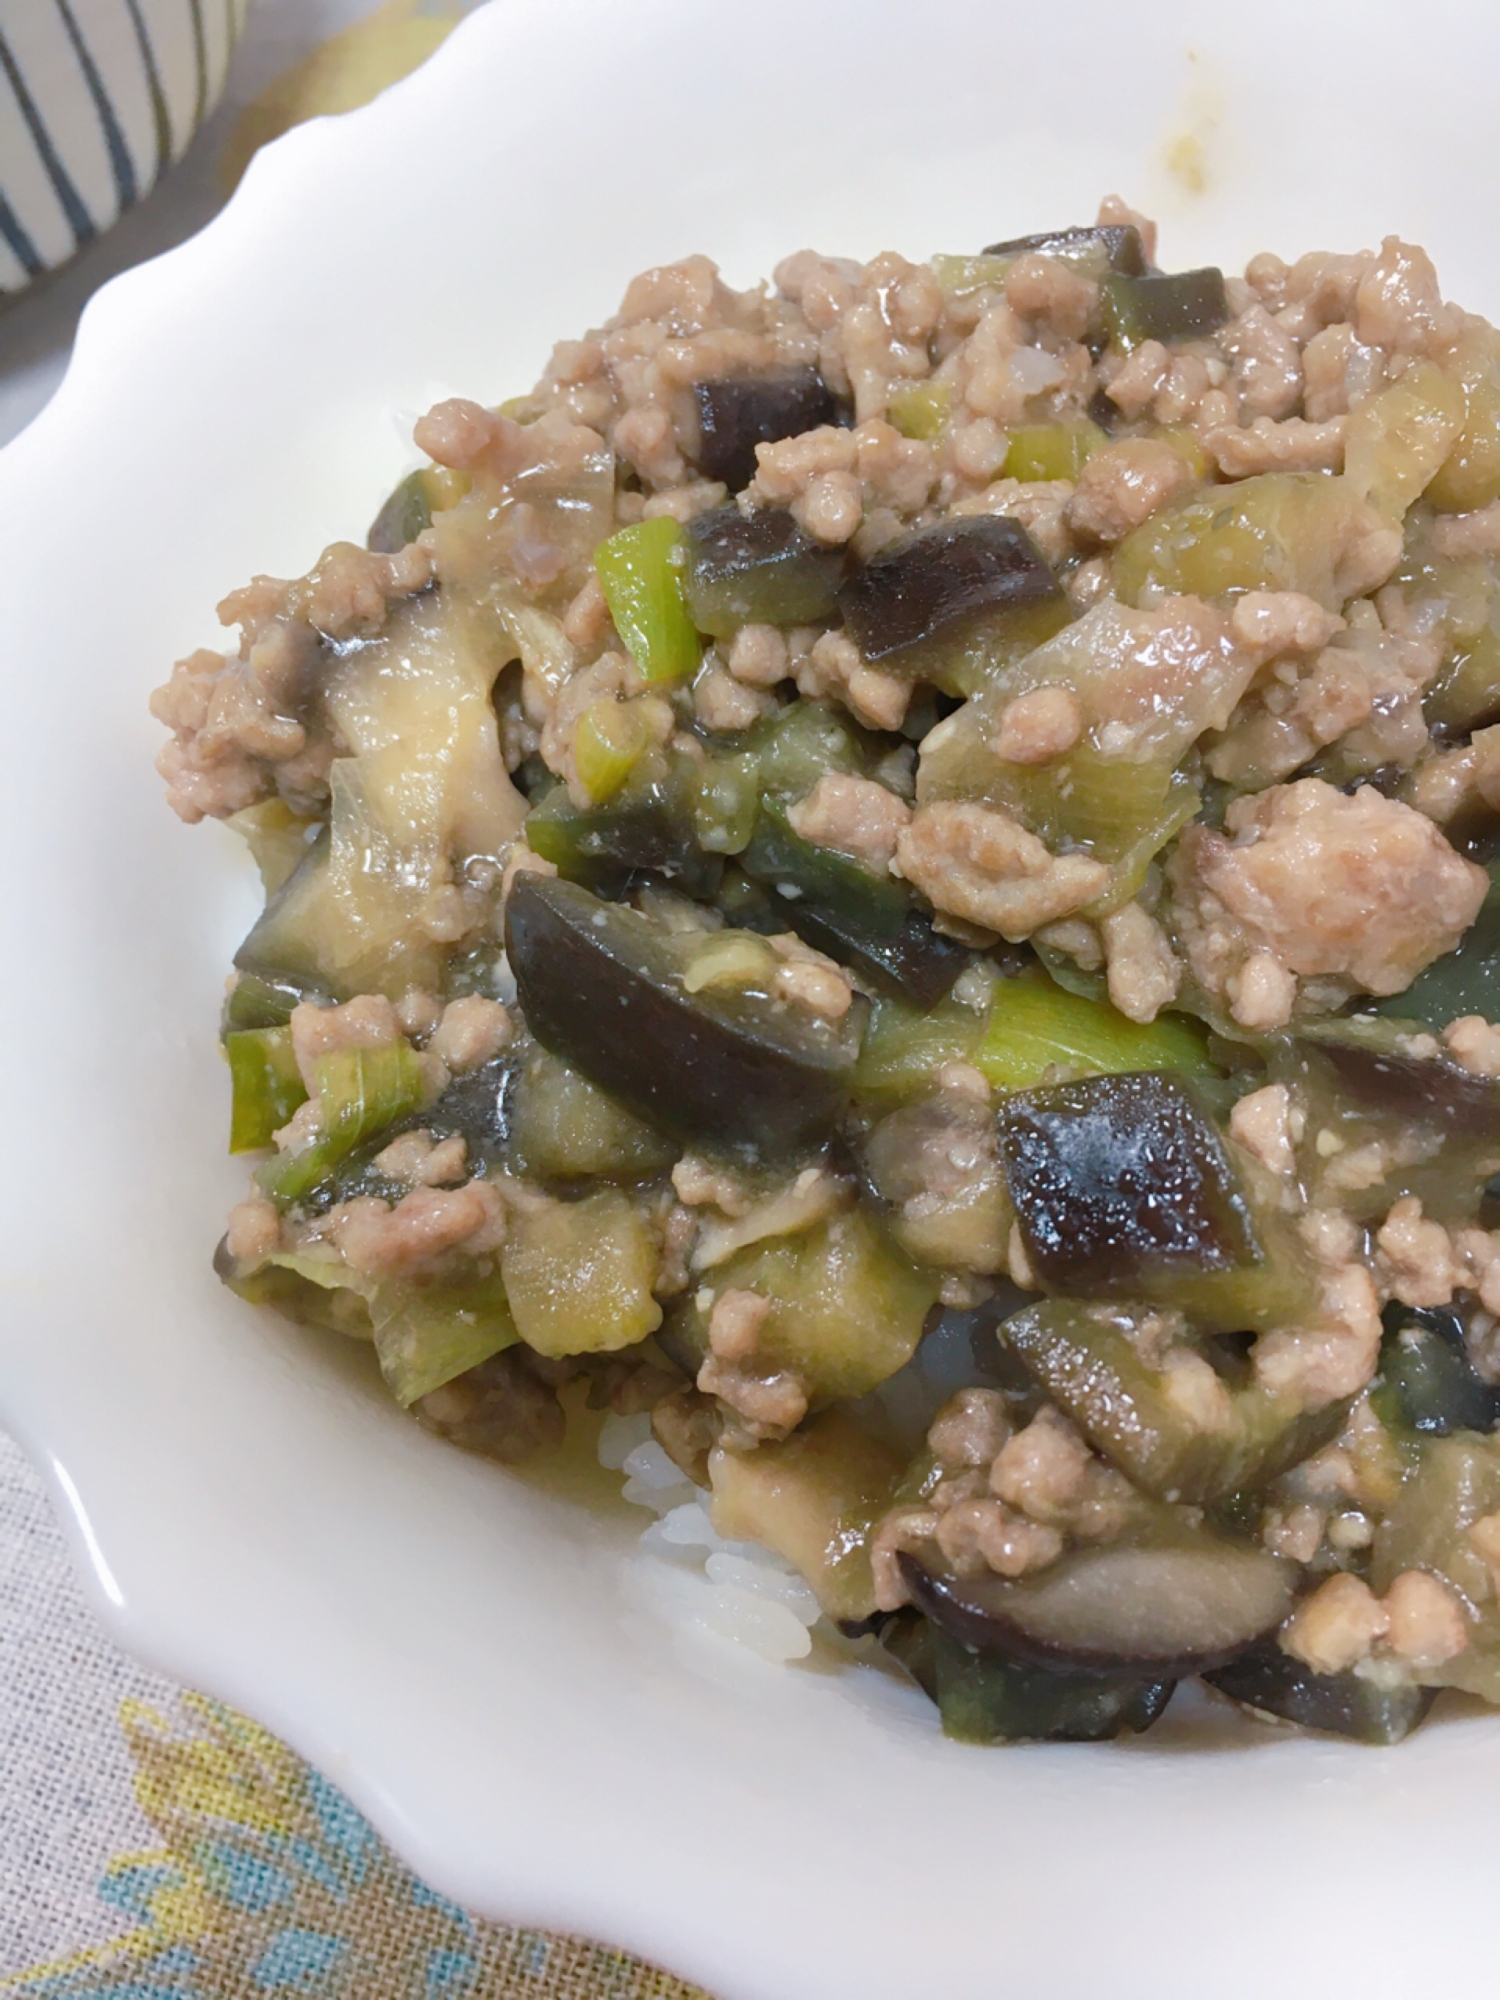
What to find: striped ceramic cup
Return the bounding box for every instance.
[0,0,247,295]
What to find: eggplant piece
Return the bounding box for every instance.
[738,797,967,1007]
[1373,1301,1500,1438]
[1272,1017,1500,1225]
[524,783,723,900]
[681,505,845,638]
[998,1071,1254,1292]
[982,223,1148,278]
[1001,1298,1347,1502]
[223,968,331,1033]
[1101,269,1229,352]
[837,515,1065,668]
[505,874,862,1157]
[693,367,843,492]
[1204,1645,1437,1745]
[880,1613,1172,1744]
[368,470,434,554]
[900,1536,1295,1678]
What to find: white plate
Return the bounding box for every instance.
[4,2,1500,1993]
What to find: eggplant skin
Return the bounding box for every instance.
[998,1071,1258,1296]
[693,368,844,492]
[899,1540,1295,1679]
[504,873,859,1159]
[880,1612,1173,1744]
[837,515,1062,665]
[1204,1644,1437,1745]
[982,223,1148,277]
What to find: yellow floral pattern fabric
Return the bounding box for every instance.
[2,1695,709,2000]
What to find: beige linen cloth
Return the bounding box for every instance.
[1,7,708,1993]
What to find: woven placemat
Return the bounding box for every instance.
[0,1429,710,1998]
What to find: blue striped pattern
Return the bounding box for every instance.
[0,0,243,294]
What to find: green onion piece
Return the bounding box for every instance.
[258,1040,426,1205]
[930,254,1011,298]
[888,381,951,441]
[594,517,701,684]
[852,995,987,1104]
[977,977,1212,1091]
[573,697,649,804]
[226,1027,309,1153]
[1004,421,1105,484]
[370,1271,518,1406]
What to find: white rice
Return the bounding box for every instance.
[598,1410,823,1663]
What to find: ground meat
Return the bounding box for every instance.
[932,1497,1063,1580]
[1353,237,1462,359]
[927,1387,1011,1469]
[1203,415,1348,477]
[289,994,401,1091]
[414,1349,565,1465]
[328,1180,507,1277]
[372,1130,469,1189]
[693,659,775,731]
[1219,302,1305,420]
[1064,439,1194,545]
[707,1287,771,1363]
[428,996,513,1073]
[794,627,910,732]
[785,771,912,871]
[869,1507,943,1613]
[1252,1262,1382,1407]
[1382,1569,1469,1664]
[1280,1573,1389,1674]
[1444,1016,1500,1077]
[1228,591,1346,664]
[1430,499,1500,561]
[696,1354,809,1441]
[1168,779,1487,1026]
[767,934,855,1020]
[988,1407,1091,1522]
[1100,902,1180,1023]
[1228,1083,1299,1178]
[895,800,1108,940]
[1376,1196,1461,1309]
[992,684,1083,764]
[225,1196,281,1264]
[726,623,791,688]
[1262,1504,1326,1564]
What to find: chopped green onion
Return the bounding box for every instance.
[370,1271,517,1406]
[594,517,701,684]
[258,1040,426,1205]
[226,1026,309,1153]
[888,381,951,441]
[1004,421,1105,484]
[977,977,1212,1091]
[573,697,650,804]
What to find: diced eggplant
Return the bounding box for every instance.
[1272,1017,1500,1224]
[1204,1645,1437,1745]
[1101,269,1229,352]
[422,1055,515,1173]
[1000,1298,1348,1503]
[524,776,723,900]
[504,873,862,1158]
[738,797,967,1007]
[838,516,1065,669]
[1373,1301,1500,1438]
[880,1612,1173,1744]
[506,1046,676,1181]
[693,367,844,492]
[998,1071,1254,1292]
[233,824,336,994]
[1372,1431,1500,1702]
[900,1535,1295,1676]
[681,505,845,638]
[982,223,1148,278]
